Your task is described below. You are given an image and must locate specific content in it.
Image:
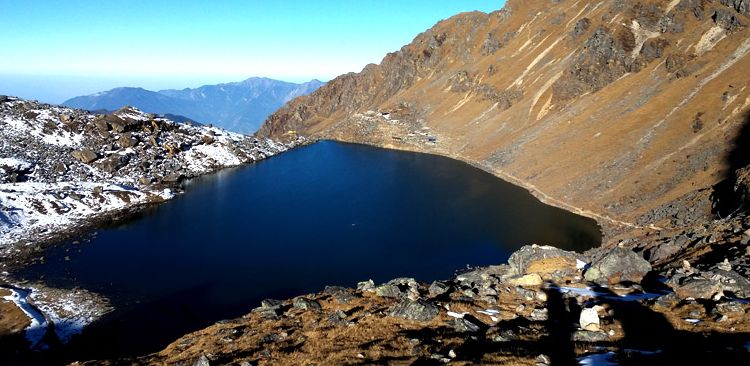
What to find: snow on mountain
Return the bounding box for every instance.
[0,95,303,248]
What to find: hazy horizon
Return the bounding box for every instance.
[0,0,501,104]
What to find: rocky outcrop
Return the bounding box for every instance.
[259,0,750,241]
[0,97,302,252]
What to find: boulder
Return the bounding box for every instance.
[529,308,549,321]
[260,299,282,310]
[388,299,439,321]
[162,173,184,184]
[292,296,322,311]
[193,355,211,366]
[674,278,723,300]
[452,316,485,332]
[507,273,544,287]
[98,154,129,173]
[579,307,600,331]
[508,244,585,277]
[71,149,99,164]
[428,281,451,297]
[118,133,139,148]
[708,269,750,298]
[357,279,375,291]
[572,330,609,342]
[323,286,356,304]
[328,310,348,325]
[584,247,651,284]
[375,284,402,298]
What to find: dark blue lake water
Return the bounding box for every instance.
[18,141,600,359]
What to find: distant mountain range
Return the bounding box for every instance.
[63,77,324,134]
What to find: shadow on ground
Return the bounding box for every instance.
[713,112,750,217]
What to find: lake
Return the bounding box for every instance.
[16,141,601,360]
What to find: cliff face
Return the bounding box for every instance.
[259,0,750,240]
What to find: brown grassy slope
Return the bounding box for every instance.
[259,0,750,241]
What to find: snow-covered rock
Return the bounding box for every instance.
[0,96,303,248]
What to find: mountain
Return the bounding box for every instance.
[137,1,750,363]
[0,96,301,247]
[260,0,750,243]
[63,78,324,134]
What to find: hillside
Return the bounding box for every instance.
[118,1,750,364]
[64,78,323,134]
[260,0,750,243]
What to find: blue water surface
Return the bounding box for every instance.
[19,141,600,359]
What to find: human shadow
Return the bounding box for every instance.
[712,112,750,217]
[586,284,750,364]
[395,279,750,365]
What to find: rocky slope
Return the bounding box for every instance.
[0,95,303,351]
[113,1,750,364]
[260,0,750,241]
[64,78,324,134]
[101,214,750,365]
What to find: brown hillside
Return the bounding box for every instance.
[259,0,750,241]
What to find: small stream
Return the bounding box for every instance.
[14,141,601,360]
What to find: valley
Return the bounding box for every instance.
[1,0,750,365]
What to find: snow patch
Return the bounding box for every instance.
[1,286,48,348]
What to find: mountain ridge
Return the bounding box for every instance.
[64,78,324,134]
[259,0,750,243]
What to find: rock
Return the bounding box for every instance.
[456,270,498,291]
[118,133,139,148]
[193,355,211,366]
[451,315,486,332]
[389,299,439,322]
[713,7,744,32]
[718,259,732,272]
[710,269,750,298]
[202,134,215,145]
[98,154,129,173]
[260,299,282,309]
[94,118,109,133]
[328,310,348,325]
[292,296,321,311]
[571,18,591,39]
[572,330,609,342]
[535,354,551,366]
[54,162,67,174]
[375,284,402,298]
[507,244,584,277]
[323,286,356,304]
[71,149,99,164]
[721,0,750,17]
[357,279,375,291]
[507,273,544,287]
[529,308,549,322]
[579,307,600,331]
[584,247,651,285]
[715,300,748,314]
[429,281,451,297]
[162,173,183,184]
[675,278,723,300]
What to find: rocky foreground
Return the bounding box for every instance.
[0,96,302,352]
[85,211,750,365]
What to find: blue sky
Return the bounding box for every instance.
[0,1,502,103]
